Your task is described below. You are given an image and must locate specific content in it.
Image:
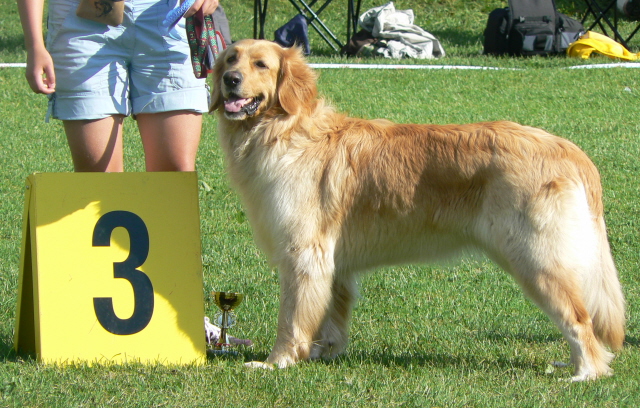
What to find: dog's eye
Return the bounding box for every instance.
[226,55,237,64]
[255,60,268,69]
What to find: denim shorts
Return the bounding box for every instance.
[46,0,209,120]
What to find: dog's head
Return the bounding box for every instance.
[210,39,318,120]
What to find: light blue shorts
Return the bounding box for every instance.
[46,0,209,120]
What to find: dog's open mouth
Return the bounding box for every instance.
[224,95,263,117]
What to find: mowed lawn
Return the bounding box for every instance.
[1,0,640,406]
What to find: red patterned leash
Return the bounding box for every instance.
[186,9,227,79]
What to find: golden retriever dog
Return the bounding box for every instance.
[210,39,625,381]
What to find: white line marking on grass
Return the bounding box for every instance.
[566,62,640,69]
[309,64,506,70]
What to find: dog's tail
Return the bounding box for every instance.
[583,218,626,351]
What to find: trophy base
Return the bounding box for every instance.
[207,348,240,357]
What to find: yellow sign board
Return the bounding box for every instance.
[14,172,206,365]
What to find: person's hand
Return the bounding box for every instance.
[184,0,219,17]
[25,46,56,94]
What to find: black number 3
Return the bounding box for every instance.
[92,211,154,335]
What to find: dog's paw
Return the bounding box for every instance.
[244,361,275,370]
[572,370,613,382]
[310,340,345,361]
[310,324,349,360]
[566,373,597,382]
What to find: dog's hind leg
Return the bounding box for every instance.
[513,267,614,381]
[310,272,358,360]
[491,180,618,381]
[263,242,337,368]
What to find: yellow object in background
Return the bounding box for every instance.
[567,31,640,60]
[14,172,206,365]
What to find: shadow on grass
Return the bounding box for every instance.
[234,349,538,372]
[235,330,565,372]
[237,350,270,363]
[328,350,541,373]
[430,28,483,49]
[309,45,346,57]
[481,330,562,345]
[0,336,19,362]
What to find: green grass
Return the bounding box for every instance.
[2,0,640,406]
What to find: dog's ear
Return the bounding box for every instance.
[209,50,227,113]
[277,46,318,115]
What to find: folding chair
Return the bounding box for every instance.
[254,0,269,40]
[254,0,362,52]
[582,0,640,48]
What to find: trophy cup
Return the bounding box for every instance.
[212,291,244,353]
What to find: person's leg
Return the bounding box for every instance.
[48,0,130,173]
[64,116,125,172]
[137,111,202,172]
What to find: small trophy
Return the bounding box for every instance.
[212,291,244,353]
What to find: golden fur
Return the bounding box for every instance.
[210,39,625,381]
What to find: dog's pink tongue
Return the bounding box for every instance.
[225,97,251,113]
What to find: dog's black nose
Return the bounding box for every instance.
[223,71,243,88]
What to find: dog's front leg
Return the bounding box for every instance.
[264,245,335,368]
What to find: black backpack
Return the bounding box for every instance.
[483,0,584,56]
